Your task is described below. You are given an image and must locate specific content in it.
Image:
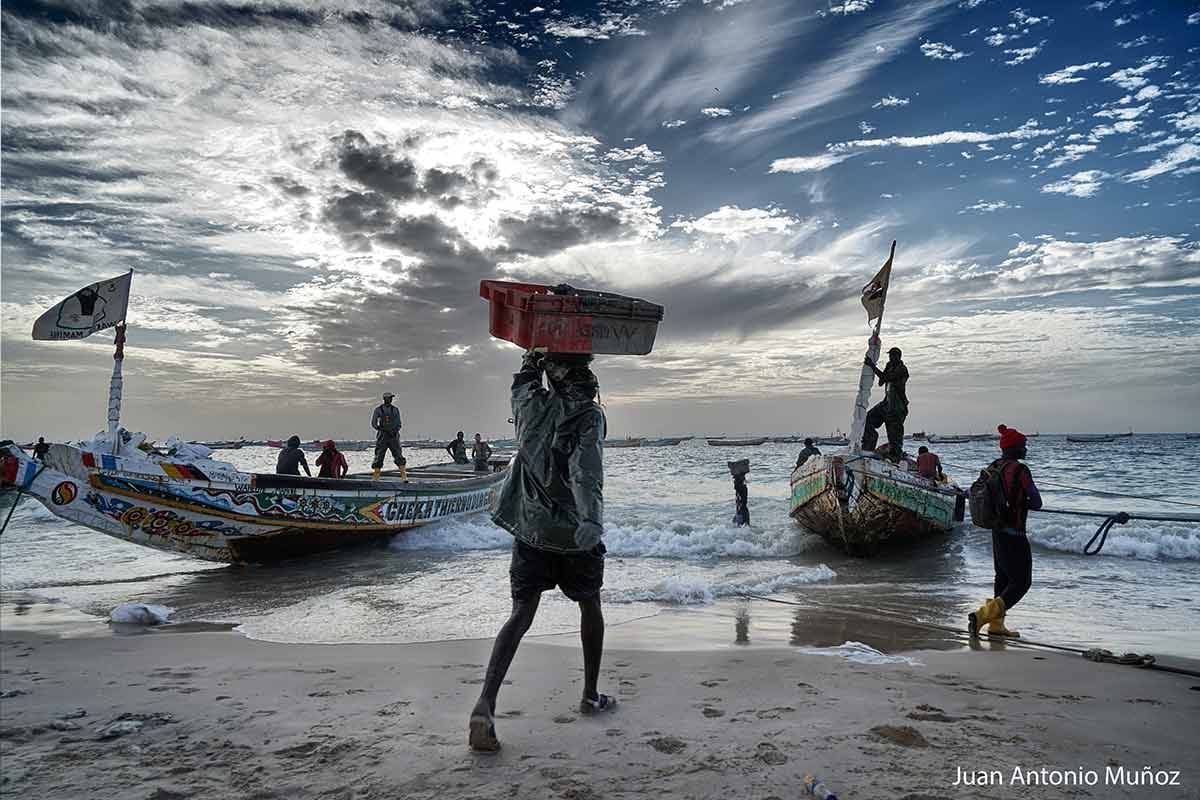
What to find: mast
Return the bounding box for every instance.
[848,241,895,454]
[107,323,127,455]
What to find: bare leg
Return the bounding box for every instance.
[470,594,541,750]
[579,595,604,702]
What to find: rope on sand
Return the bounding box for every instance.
[734,592,1200,680]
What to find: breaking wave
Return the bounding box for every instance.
[606,566,836,605]
[1027,518,1200,561]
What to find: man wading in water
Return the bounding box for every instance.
[469,350,613,752]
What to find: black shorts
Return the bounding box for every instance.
[510,538,605,602]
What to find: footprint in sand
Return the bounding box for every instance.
[701,707,725,718]
[375,701,411,717]
[647,736,687,754]
[755,742,787,765]
[604,729,624,737]
[868,725,930,748]
[553,715,576,724]
[699,679,727,688]
[497,710,523,718]
[754,707,795,720]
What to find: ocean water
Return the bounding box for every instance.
[2,436,1198,659]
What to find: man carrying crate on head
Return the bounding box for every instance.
[468,350,613,752]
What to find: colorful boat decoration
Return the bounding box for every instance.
[788,242,965,556]
[706,437,768,447]
[0,442,505,564]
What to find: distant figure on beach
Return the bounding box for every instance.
[371,391,405,481]
[32,437,50,461]
[916,445,944,482]
[968,425,1042,639]
[732,473,750,527]
[861,346,909,461]
[316,440,348,479]
[794,438,821,469]
[276,435,311,477]
[446,431,469,465]
[469,351,611,752]
[472,433,493,472]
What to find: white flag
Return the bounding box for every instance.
[32,271,132,341]
[860,241,895,324]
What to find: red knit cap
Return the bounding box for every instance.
[997,424,1026,450]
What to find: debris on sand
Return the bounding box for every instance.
[869,725,929,748]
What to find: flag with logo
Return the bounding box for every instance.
[32,271,132,340]
[860,241,895,325]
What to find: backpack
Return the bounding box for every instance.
[968,461,1013,530]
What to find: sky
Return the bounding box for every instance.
[2,0,1199,442]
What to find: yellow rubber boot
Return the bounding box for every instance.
[372,468,381,481]
[988,614,1020,638]
[968,597,1003,637]
[398,465,407,481]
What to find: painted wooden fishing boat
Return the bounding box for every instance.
[0,442,506,564]
[604,437,644,448]
[706,437,768,447]
[788,242,965,556]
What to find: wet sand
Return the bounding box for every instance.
[2,611,1199,800]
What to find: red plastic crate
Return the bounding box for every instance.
[479,280,664,355]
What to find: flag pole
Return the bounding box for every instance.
[108,323,126,455]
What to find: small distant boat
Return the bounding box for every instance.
[770,435,804,444]
[1066,434,1120,444]
[814,436,849,447]
[928,435,971,444]
[643,437,688,447]
[909,431,927,440]
[1186,434,1200,440]
[706,437,768,447]
[604,438,644,448]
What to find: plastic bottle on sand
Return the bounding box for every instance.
[803,775,838,800]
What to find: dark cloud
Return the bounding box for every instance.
[269,176,311,197]
[332,131,421,200]
[321,191,395,236]
[497,208,625,257]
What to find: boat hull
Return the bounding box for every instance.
[789,454,964,556]
[1,444,505,565]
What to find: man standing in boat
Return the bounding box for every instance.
[471,433,493,472]
[469,350,613,752]
[371,392,405,481]
[861,346,909,461]
[795,437,821,469]
[445,431,469,465]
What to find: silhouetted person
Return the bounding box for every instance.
[371,391,405,480]
[469,351,611,752]
[795,437,821,469]
[861,346,908,461]
[446,431,469,464]
[472,433,493,472]
[276,435,311,477]
[32,437,50,461]
[316,440,348,479]
[732,474,750,527]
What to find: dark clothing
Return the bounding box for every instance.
[878,359,909,412]
[447,438,469,464]
[509,537,605,602]
[32,442,50,460]
[472,440,493,472]
[862,400,907,456]
[491,353,606,554]
[916,451,942,480]
[991,457,1042,533]
[372,434,404,470]
[795,444,821,469]
[276,446,310,476]
[371,403,402,435]
[733,479,749,527]
[992,530,1032,610]
[316,449,348,478]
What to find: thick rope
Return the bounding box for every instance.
[939,460,1200,509]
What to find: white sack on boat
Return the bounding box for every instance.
[164,435,212,460]
[110,603,175,625]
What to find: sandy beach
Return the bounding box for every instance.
[3,604,1198,800]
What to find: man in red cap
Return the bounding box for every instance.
[316,440,348,479]
[968,424,1043,638]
